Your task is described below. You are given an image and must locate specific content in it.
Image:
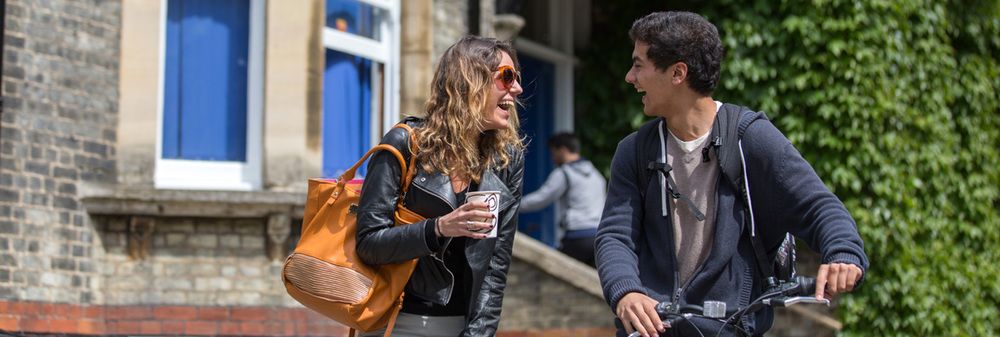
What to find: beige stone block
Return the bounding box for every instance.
[189,264,218,276]
[239,265,263,277]
[241,235,265,248]
[220,234,241,248]
[162,290,189,305]
[221,265,238,277]
[195,277,233,291]
[165,233,186,246]
[40,272,72,287]
[154,277,192,290]
[188,234,218,248]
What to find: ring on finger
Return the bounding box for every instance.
[465,220,475,231]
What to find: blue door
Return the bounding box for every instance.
[517,54,557,247]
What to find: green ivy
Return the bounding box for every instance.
[576,1,999,335]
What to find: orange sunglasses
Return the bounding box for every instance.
[495,65,521,90]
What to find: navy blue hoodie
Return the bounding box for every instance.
[595,109,869,336]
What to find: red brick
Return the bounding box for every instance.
[277,308,308,322]
[153,306,198,320]
[37,303,57,318]
[240,321,267,335]
[0,302,9,314]
[295,322,310,336]
[232,307,270,321]
[76,319,105,335]
[9,302,40,316]
[82,305,105,319]
[106,306,152,320]
[497,331,528,337]
[109,321,141,334]
[49,319,80,333]
[45,304,80,319]
[526,330,563,337]
[581,328,617,337]
[185,321,218,335]
[161,320,186,334]
[330,326,350,336]
[303,309,330,321]
[138,321,162,334]
[0,315,19,331]
[219,322,242,335]
[197,306,230,320]
[19,318,45,333]
[304,322,346,336]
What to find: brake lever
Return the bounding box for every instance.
[763,296,831,307]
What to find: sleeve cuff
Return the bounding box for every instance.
[825,252,866,288]
[423,218,441,251]
[606,279,646,310]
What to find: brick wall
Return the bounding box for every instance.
[0,301,348,336]
[0,0,121,303]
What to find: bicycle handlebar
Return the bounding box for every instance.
[624,276,828,337]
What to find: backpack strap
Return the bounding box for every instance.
[634,118,664,202]
[713,104,797,281]
[637,118,707,220]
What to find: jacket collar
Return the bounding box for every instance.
[409,168,515,213]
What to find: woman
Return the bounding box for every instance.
[355,35,525,337]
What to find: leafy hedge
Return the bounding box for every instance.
[575,1,999,335]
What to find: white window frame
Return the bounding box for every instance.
[514,0,578,132]
[322,0,401,148]
[154,0,265,191]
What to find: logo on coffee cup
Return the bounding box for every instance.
[484,194,498,212]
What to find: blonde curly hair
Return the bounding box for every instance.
[411,36,524,182]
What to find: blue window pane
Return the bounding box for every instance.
[323,49,372,178]
[326,0,384,41]
[163,0,249,161]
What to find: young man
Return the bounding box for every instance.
[595,12,868,337]
[521,133,607,267]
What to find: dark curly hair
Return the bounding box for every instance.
[629,11,723,96]
[547,132,580,153]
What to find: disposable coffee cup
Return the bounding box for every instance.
[465,191,500,238]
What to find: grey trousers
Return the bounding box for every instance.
[357,313,465,337]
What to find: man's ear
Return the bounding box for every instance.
[671,62,688,85]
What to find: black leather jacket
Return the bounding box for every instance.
[356,118,525,336]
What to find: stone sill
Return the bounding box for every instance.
[80,185,305,219]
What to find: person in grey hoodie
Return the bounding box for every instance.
[521,133,607,267]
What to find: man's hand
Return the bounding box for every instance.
[616,292,663,337]
[815,263,863,300]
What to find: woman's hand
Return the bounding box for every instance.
[435,201,495,239]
